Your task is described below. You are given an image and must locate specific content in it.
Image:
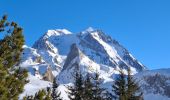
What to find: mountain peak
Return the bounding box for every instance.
[85,27,95,32]
[45,29,72,37]
[80,27,103,38]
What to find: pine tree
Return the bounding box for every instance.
[67,64,84,100]
[127,68,143,100]
[34,89,46,100]
[0,15,28,99]
[92,72,105,100]
[45,87,52,100]
[51,78,62,100]
[112,69,127,100]
[23,89,52,100]
[113,68,143,100]
[83,73,93,100]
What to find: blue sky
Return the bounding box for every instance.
[0,0,170,69]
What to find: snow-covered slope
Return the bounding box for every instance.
[19,27,148,99]
[135,68,170,100]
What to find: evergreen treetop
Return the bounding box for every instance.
[67,66,84,100]
[112,68,143,100]
[51,78,62,100]
[0,15,28,100]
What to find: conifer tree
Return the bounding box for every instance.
[67,64,84,100]
[23,89,51,100]
[34,89,46,100]
[51,78,62,100]
[0,15,28,99]
[127,68,143,100]
[83,73,93,100]
[113,68,143,100]
[92,72,105,100]
[45,87,52,100]
[112,69,127,100]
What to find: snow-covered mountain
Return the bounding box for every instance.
[135,68,170,100]
[19,27,169,100]
[31,27,145,72]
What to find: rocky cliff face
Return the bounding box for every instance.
[62,43,81,70]
[43,66,54,82]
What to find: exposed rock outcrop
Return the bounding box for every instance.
[43,66,54,82]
